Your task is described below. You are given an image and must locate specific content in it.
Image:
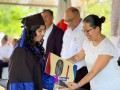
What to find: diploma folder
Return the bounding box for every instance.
[45,53,77,82]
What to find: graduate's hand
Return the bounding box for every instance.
[66,82,79,90]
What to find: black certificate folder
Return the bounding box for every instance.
[0,79,8,89]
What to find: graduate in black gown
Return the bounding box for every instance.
[7,13,56,90]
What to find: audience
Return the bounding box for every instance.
[0,35,13,78]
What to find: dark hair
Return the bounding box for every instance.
[83,14,105,30]
[3,35,8,41]
[13,38,18,43]
[19,26,45,62]
[42,9,53,16]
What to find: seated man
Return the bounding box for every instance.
[0,35,13,78]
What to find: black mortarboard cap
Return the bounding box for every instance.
[21,13,45,27]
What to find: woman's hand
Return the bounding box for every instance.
[66,82,79,90]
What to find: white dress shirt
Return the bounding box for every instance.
[61,21,86,70]
[0,42,13,60]
[43,24,53,51]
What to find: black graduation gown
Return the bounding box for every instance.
[7,47,42,90]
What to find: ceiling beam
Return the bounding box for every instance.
[0,2,57,7]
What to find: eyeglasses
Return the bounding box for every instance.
[64,13,78,24]
[65,18,74,23]
[82,28,93,34]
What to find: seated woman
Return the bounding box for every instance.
[3,38,18,62]
[0,35,13,79]
[7,13,55,90]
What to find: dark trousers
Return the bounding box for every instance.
[0,60,8,78]
[74,66,90,90]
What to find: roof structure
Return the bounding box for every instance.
[0,0,84,7]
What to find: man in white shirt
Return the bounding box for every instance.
[41,9,64,59]
[0,35,13,78]
[61,7,90,90]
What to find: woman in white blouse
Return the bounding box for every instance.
[66,14,120,90]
